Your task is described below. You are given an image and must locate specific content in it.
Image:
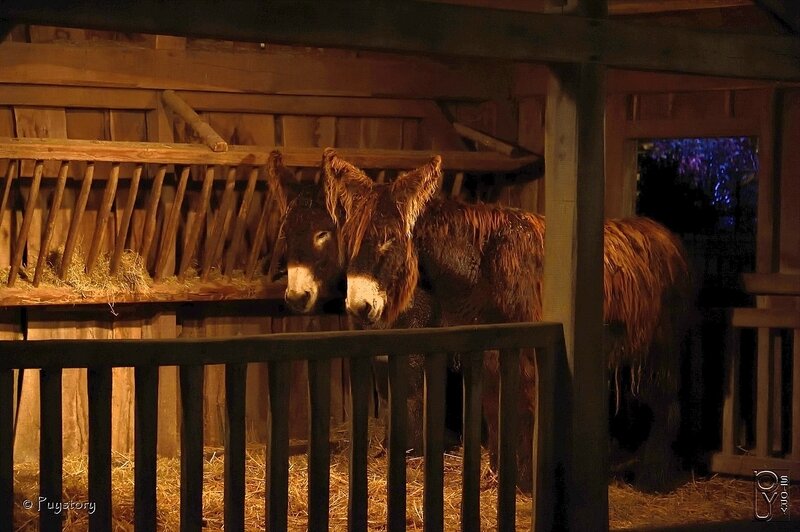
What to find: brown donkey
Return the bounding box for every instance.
[326,149,692,492]
[266,150,446,452]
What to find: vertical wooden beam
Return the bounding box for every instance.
[266,360,290,532]
[88,367,112,532]
[138,165,167,270]
[201,166,237,279]
[386,354,408,532]
[154,166,190,280]
[224,166,259,276]
[135,365,159,531]
[0,160,18,233]
[721,322,740,456]
[178,166,215,278]
[497,349,520,532]
[348,356,370,532]
[306,358,331,532]
[423,352,446,532]
[542,1,608,525]
[461,351,482,532]
[224,363,247,532]
[39,368,63,531]
[180,365,204,532]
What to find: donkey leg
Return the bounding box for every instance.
[632,387,682,492]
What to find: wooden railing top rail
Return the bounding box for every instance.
[0,137,541,172]
[0,321,563,369]
[742,273,800,296]
[731,307,800,329]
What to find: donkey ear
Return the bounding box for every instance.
[391,155,442,234]
[322,148,373,223]
[266,150,292,216]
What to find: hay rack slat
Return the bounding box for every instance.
[0,137,540,307]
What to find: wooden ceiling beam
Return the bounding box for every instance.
[1,0,798,80]
[0,138,542,173]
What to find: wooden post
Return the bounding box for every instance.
[162,90,228,152]
[110,164,143,274]
[33,161,69,286]
[85,163,121,275]
[60,163,95,279]
[542,2,608,529]
[8,160,43,287]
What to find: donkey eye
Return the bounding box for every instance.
[378,238,394,254]
[313,231,331,248]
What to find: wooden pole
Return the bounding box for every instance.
[0,160,18,224]
[201,166,237,279]
[154,166,190,281]
[223,166,259,276]
[542,2,608,530]
[110,164,143,274]
[85,163,120,275]
[60,163,95,279]
[453,122,524,157]
[178,166,216,278]
[138,164,167,270]
[161,89,228,152]
[8,160,43,287]
[33,161,69,286]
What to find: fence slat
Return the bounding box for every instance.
[0,369,13,530]
[178,166,216,278]
[40,368,63,532]
[461,351,482,532]
[533,339,567,532]
[34,161,69,286]
[85,163,120,274]
[88,367,112,532]
[224,363,247,532]
[266,359,290,532]
[139,165,167,269]
[224,166,259,276]
[60,163,95,279]
[498,348,520,532]
[8,160,43,287]
[721,324,740,456]
[387,354,408,532]
[135,365,159,532]
[110,164,143,274]
[180,365,204,532]
[348,356,370,532]
[154,166,190,280]
[755,328,773,457]
[307,358,331,532]
[423,351,446,532]
[202,166,237,280]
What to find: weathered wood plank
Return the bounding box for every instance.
[266,359,290,532]
[0,138,541,172]
[88,366,112,532]
[224,363,246,532]
[731,307,800,329]
[180,365,204,532]
[307,357,331,532]
[39,368,63,531]
[423,352,446,532]
[755,328,774,458]
[134,364,159,531]
[0,322,565,369]
[461,351,482,532]
[3,1,798,80]
[742,273,800,296]
[542,61,608,531]
[348,355,370,532]
[0,41,508,99]
[386,354,408,532]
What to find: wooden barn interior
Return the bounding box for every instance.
[0,0,798,530]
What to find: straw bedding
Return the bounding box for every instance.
[12,420,798,531]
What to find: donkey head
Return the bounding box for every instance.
[324,150,441,325]
[266,150,344,314]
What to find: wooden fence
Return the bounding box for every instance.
[711,274,800,478]
[0,321,567,532]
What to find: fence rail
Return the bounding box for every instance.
[0,321,567,532]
